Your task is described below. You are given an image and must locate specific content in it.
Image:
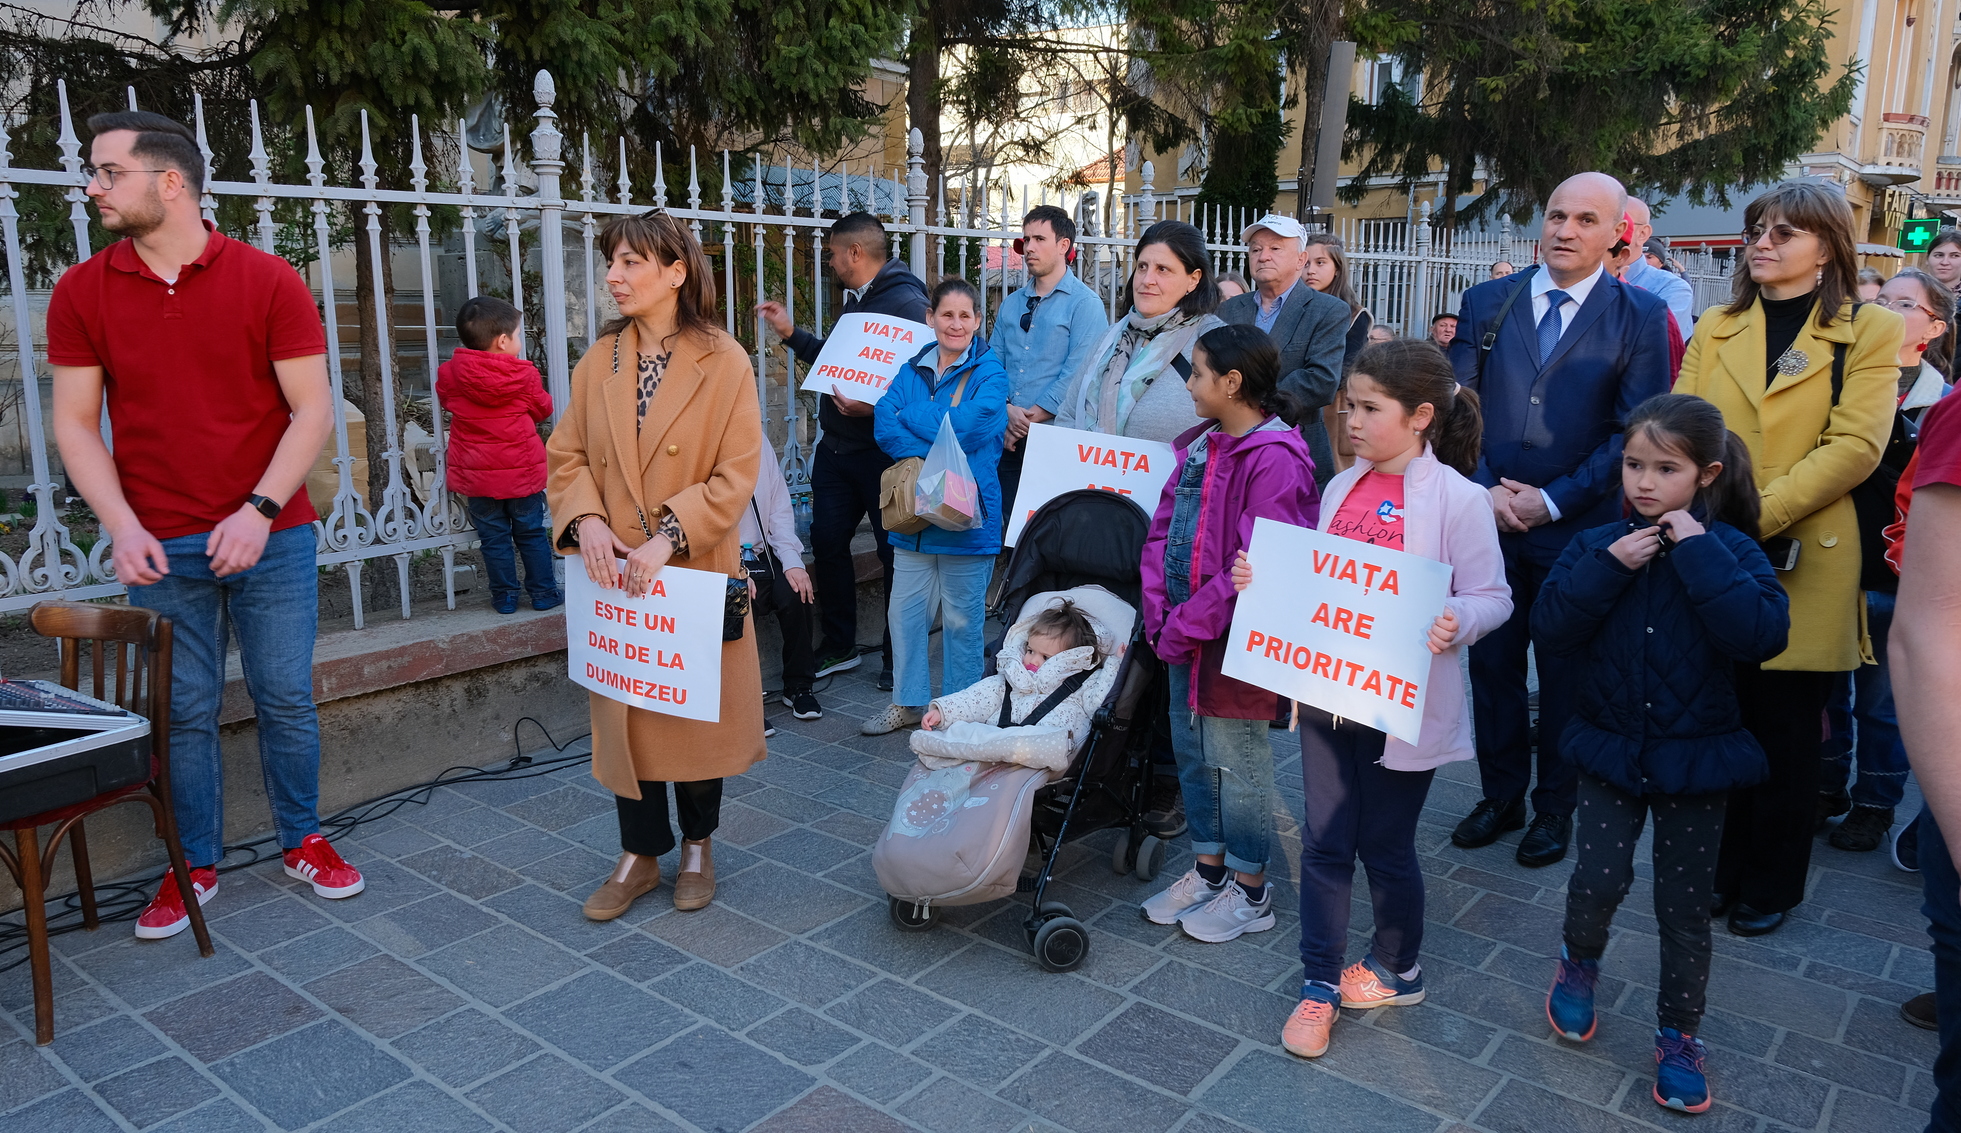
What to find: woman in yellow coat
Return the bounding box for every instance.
[1674,181,1902,937]
[547,211,765,921]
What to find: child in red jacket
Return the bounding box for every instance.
[437,296,560,613]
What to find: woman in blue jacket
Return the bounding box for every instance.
[863,278,1011,735]
[1533,394,1789,1116]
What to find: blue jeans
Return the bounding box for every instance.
[467,492,560,605]
[1825,591,1908,810]
[1922,809,1961,1133]
[889,548,992,708]
[126,525,321,867]
[1168,663,1275,875]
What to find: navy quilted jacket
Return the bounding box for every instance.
[1533,517,1790,797]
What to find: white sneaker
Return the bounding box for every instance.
[1140,868,1225,925]
[1179,880,1276,943]
[861,703,923,736]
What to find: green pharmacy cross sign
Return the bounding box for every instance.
[1904,217,1943,252]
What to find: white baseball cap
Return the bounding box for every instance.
[1241,213,1307,248]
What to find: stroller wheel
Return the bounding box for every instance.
[1031,916,1089,972]
[1110,834,1138,875]
[889,897,939,932]
[1133,835,1166,882]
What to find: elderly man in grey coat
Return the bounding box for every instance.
[1218,213,1351,489]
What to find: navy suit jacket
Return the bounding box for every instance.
[1450,268,1673,563]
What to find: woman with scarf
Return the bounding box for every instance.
[1055,221,1226,443]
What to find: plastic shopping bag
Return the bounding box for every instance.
[914,413,982,531]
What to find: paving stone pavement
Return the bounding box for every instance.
[0,661,1936,1132]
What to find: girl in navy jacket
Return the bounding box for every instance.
[1533,394,1789,1116]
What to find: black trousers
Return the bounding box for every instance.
[1564,774,1728,1034]
[810,446,894,665]
[616,779,722,858]
[1715,666,1837,913]
[997,439,1027,523]
[757,561,815,693]
[1468,538,1578,816]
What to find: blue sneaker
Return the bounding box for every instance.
[532,591,565,612]
[1546,946,1599,1041]
[1653,1027,1712,1113]
[493,594,519,615]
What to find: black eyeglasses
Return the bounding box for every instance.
[81,164,168,189]
[1741,223,1811,248]
[1019,292,1047,333]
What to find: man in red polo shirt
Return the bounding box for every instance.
[48,112,364,941]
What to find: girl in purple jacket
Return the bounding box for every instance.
[1139,324,1319,944]
[1234,339,1511,1060]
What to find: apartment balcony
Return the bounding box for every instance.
[1861,112,1930,186]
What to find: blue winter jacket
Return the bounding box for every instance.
[873,338,1010,555]
[1533,515,1790,797]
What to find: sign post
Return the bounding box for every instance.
[565,562,726,723]
[1222,518,1452,744]
[1002,422,1175,545]
[1903,217,1942,254]
[797,314,933,405]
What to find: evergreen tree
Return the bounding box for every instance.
[1344,0,1858,225]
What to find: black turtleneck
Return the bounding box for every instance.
[1761,291,1818,387]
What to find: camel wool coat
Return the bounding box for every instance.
[1674,297,1902,671]
[546,320,766,798]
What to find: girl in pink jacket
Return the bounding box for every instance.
[1235,339,1511,1060]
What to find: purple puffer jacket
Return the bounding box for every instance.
[1142,418,1320,718]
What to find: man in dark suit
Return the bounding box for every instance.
[1449,171,1674,867]
[1219,213,1351,488]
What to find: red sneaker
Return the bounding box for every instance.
[283,833,365,898]
[134,868,217,940]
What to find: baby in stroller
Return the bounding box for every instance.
[873,586,1131,912]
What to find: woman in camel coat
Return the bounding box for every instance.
[547,211,765,921]
[1673,181,1901,937]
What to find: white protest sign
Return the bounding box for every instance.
[1221,518,1452,744]
[1002,422,1175,545]
[798,313,932,405]
[565,561,725,723]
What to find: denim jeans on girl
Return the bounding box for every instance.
[126,525,321,867]
[1296,706,1435,985]
[1167,664,1275,875]
[1824,591,1908,810]
[889,548,993,708]
[466,491,562,606]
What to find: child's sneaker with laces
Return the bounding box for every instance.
[1653,1027,1712,1113]
[133,868,217,940]
[1340,954,1425,1008]
[1546,945,1600,1041]
[1140,868,1224,925]
[1281,983,1340,1058]
[284,833,365,898]
[1179,880,1276,943]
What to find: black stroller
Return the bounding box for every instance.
[887,489,1169,973]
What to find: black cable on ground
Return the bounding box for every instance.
[0,717,594,973]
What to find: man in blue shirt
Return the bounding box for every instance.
[989,205,1110,515]
[1620,198,1695,336]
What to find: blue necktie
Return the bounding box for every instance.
[1537,289,1570,365]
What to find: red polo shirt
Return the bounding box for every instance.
[46,225,326,539]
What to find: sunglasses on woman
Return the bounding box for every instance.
[1741,223,1811,247]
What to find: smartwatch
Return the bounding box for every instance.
[245,494,282,521]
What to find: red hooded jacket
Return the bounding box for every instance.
[435,348,553,498]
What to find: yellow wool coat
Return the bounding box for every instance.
[1675,298,1903,671]
[546,320,766,797]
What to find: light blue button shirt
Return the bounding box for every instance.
[988,271,1110,415]
[1254,288,1289,333]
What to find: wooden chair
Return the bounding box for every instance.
[0,601,212,1044]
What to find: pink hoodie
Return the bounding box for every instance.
[1316,446,1512,770]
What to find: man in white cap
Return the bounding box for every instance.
[1218,213,1351,489]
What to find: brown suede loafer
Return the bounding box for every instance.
[674,838,716,911]
[582,852,660,921]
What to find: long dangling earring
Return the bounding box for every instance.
[1815,267,1823,286]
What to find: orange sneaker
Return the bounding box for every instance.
[1340,955,1426,1009]
[283,833,365,898]
[1281,988,1339,1058]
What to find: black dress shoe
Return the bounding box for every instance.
[1711,893,1736,920]
[1452,797,1527,848]
[1516,812,1572,868]
[1727,903,1785,937]
[1902,992,1939,1031]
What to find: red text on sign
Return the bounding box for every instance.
[1241,630,1419,707]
